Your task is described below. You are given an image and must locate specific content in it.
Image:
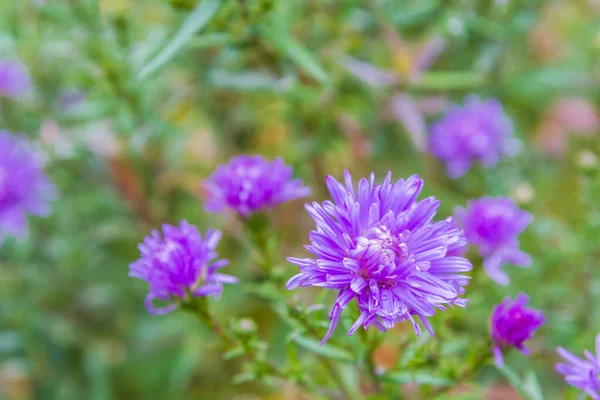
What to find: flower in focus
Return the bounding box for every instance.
[129,220,237,315]
[455,197,532,286]
[429,96,520,178]
[204,155,311,217]
[287,171,472,344]
[0,60,31,98]
[556,334,600,400]
[0,132,55,243]
[489,293,545,367]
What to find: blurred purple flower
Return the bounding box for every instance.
[455,197,532,286]
[389,94,427,151]
[556,334,600,400]
[412,36,446,81]
[204,155,311,217]
[429,96,520,178]
[341,35,447,153]
[489,293,545,367]
[0,132,55,243]
[0,60,31,98]
[58,90,86,110]
[129,220,237,315]
[287,171,472,344]
[339,56,398,87]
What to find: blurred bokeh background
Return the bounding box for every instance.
[1,0,600,399]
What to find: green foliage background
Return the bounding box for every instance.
[1,0,599,399]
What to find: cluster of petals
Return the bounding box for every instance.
[489,293,545,367]
[204,155,311,217]
[556,334,600,400]
[0,131,55,243]
[287,171,472,343]
[0,59,31,98]
[455,197,532,286]
[429,96,520,178]
[129,220,237,315]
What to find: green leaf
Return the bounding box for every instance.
[290,334,354,363]
[85,346,112,400]
[398,334,432,367]
[523,370,544,400]
[382,371,452,386]
[223,347,245,360]
[412,71,487,90]
[507,66,591,103]
[260,19,329,85]
[232,372,256,385]
[187,33,230,48]
[496,365,531,399]
[137,0,221,80]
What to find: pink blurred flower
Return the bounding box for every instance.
[534,97,599,156]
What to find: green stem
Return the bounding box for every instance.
[183,298,307,388]
[302,319,358,399]
[242,212,277,276]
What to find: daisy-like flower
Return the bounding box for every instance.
[429,96,520,178]
[0,132,55,243]
[455,197,532,286]
[0,59,31,98]
[287,171,472,343]
[129,220,238,315]
[489,293,545,367]
[556,334,600,400]
[204,155,311,217]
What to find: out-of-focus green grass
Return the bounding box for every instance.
[1,0,599,399]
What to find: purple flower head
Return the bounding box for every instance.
[556,334,600,400]
[0,60,31,98]
[489,293,545,367]
[204,155,311,217]
[0,132,55,243]
[455,196,532,286]
[287,171,472,344]
[129,220,238,315]
[429,96,520,178]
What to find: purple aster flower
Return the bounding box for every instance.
[204,155,311,217]
[0,60,31,98]
[489,293,545,367]
[0,132,55,243]
[556,334,600,400]
[455,196,532,286]
[429,96,520,178]
[129,220,238,315]
[286,171,472,344]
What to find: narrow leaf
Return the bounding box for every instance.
[187,33,230,48]
[382,371,452,386]
[232,372,256,385]
[222,347,245,360]
[138,0,221,80]
[496,365,531,399]
[290,334,354,363]
[260,21,329,85]
[523,370,544,400]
